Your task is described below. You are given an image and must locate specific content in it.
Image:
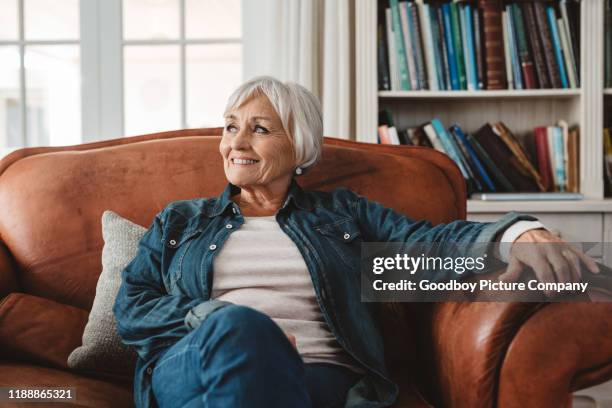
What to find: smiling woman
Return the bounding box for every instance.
[113,75,601,408]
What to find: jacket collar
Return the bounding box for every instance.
[206,178,312,217]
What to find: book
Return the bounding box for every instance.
[423,123,446,153]
[450,2,466,90]
[534,2,562,88]
[492,122,545,191]
[478,0,507,89]
[502,10,514,89]
[409,2,428,90]
[522,2,549,88]
[390,0,411,90]
[546,5,569,88]
[451,124,496,191]
[506,6,523,89]
[471,192,583,201]
[430,118,470,180]
[399,2,419,90]
[557,17,577,89]
[437,6,452,90]
[441,3,460,90]
[386,8,400,90]
[566,126,579,193]
[473,6,485,89]
[551,125,567,191]
[378,6,391,91]
[534,126,554,191]
[511,4,537,89]
[473,123,540,191]
[461,3,479,91]
[467,131,515,191]
[378,125,392,144]
[416,0,439,90]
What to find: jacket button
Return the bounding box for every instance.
[146,367,153,375]
[225,224,233,229]
[209,244,217,250]
[232,207,238,214]
[169,239,177,246]
[343,233,350,240]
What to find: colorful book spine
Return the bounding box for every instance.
[506,5,523,89]
[451,124,496,191]
[437,6,452,90]
[462,3,478,91]
[512,4,537,89]
[441,3,460,90]
[430,118,470,179]
[390,0,411,90]
[534,2,562,88]
[522,2,550,88]
[473,7,485,89]
[385,9,399,90]
[502,11,514,89]
[418,1,439,90]
[546,5,569,88]
[409,2,428,90]
[552,126,566,191]
[478,0,507,89]
[450,2,466,90]
[399,1,418,90]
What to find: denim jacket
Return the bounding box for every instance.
[113,178,537,408]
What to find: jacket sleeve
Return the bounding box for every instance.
[349,190,538,279]
[112,209,228,362]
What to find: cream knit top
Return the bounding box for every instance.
[211,215,364,374]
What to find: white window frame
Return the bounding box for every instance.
[82,0,244,142]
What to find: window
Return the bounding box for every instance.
[0,0,243,156]
[0,0,81,155]
[122,0,242,135]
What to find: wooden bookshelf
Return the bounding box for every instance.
[355,0,608,214]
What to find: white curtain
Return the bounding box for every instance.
[242,0,354,140]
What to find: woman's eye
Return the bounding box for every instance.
[225,124,237,132]
[254,125,269,134]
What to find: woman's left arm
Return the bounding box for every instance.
[350,191,599,289]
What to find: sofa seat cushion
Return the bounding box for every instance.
[0,361,133,407]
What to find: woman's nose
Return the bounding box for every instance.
[230,128,250,150]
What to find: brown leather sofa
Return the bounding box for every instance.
[0,128,610,407]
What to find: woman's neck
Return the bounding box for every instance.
[232,178,291,217]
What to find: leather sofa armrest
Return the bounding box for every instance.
[410,301,542,408]
[0,240,18,298]
[0,292,88,369]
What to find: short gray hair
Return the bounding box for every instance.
[223,75,323,173]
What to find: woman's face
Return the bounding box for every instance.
[220,93,296,188]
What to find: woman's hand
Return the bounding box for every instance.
[499,228,600,297]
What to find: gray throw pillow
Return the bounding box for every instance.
[67,210,145,375]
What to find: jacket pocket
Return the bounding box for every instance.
[162,228,203,293]
[314,218,363,272]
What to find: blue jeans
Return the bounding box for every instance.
[151,305,362,408]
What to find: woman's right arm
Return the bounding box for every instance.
[112,209,229,362]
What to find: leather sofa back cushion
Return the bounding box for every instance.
[0,136,460,310]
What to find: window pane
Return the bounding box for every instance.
[124,45,180,135]
[123,0,179,40]
[0,0,19,40]
[186,44,242,128]
[25,45,81,146]
[0,47,22,151]
[185,0,241,39]
[24,0,79,40]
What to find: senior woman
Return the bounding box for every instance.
[113,76,599,408]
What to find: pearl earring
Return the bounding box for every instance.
[295,167,303,175]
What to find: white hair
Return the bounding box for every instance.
[223,75,323,174]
